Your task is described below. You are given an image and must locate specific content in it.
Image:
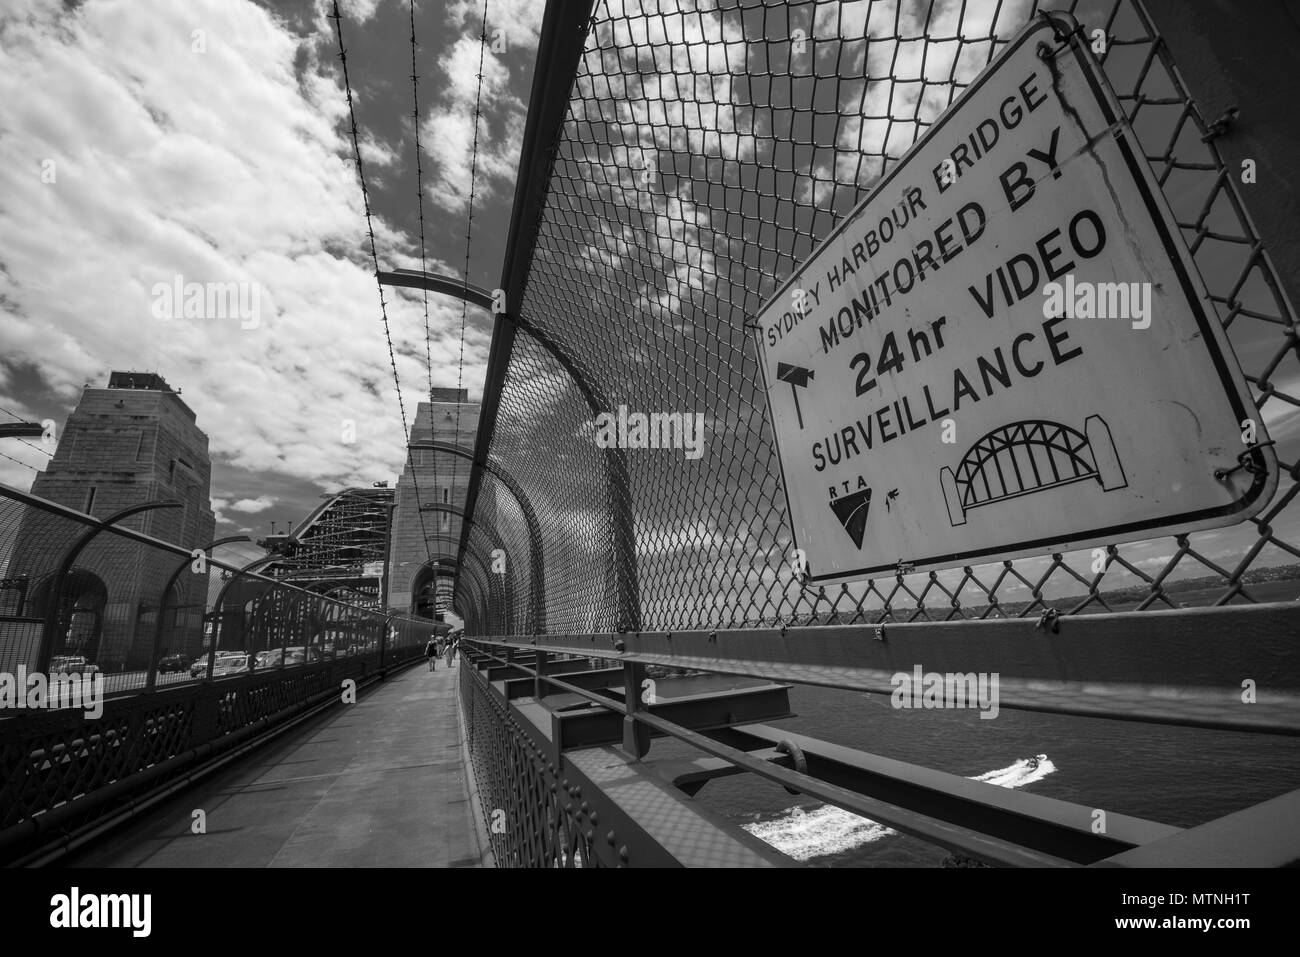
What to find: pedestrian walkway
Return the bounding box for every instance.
[67,661,484,867]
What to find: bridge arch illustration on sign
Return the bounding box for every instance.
[940,415,1127,527]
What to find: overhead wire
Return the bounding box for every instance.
[449,0,492,616]
[329,0,440,614]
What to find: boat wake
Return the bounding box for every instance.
[971,753,1055,788]
[742,754,1056,862]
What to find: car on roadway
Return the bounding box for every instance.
[157,653,192,674]
[50,655,99,676]
[255,647,323,668]
[191,650,244,679]
[211,655,250,678]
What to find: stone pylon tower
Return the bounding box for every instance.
[9,372,215,670]
[388,388,479,616]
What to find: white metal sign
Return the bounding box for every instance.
[753,15,1275,584]
[362,561,385,578]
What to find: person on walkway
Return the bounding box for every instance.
[425,636,439,672]
[445,631,459,668]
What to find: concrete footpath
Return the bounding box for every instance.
[67,659,485,867]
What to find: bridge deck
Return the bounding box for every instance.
[67,660,484,867]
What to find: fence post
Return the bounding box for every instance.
[622,660,650,760]
[534,648,548,699]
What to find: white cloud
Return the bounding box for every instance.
[422,33,525,212]
[446,0,544,51]
[421,0,545,214]
[230,496,275,513]
[0,0,491,504]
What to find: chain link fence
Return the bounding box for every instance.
[458,0,1298,636]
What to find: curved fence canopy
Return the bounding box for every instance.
[460,0,1299,636]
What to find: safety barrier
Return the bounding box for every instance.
[0,482,436,864]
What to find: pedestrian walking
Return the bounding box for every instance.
[425,636,439,672]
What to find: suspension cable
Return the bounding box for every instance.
[0,448,38,471]
[449,0,491,611]
[451,0,489,512]
[329,0,439,607]
[409,0,448,614]
[409,0,439,488]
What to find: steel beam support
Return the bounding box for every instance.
[715,724,1180,865]
[376,270,495,310]
[1092,787,1300,867]
[553,679,793,754]
[621,661,650,759]
[465,640,1081,866]
[503,665,624,701]
[0,423,44,441]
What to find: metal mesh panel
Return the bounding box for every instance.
[467,0,1297,635]
[476,328,626,633]
[475,471,538,634]
[0,486,432,696]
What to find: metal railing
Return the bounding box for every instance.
[459,637,1300,867]
[0,483,431,695]
[0,481,438,864]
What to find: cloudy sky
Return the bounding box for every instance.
[0,0,538,541]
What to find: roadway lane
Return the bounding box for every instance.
[66,659,485,867]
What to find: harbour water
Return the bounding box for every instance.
[665,684,1300,866]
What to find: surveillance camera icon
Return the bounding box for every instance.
[776,362,814,429]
